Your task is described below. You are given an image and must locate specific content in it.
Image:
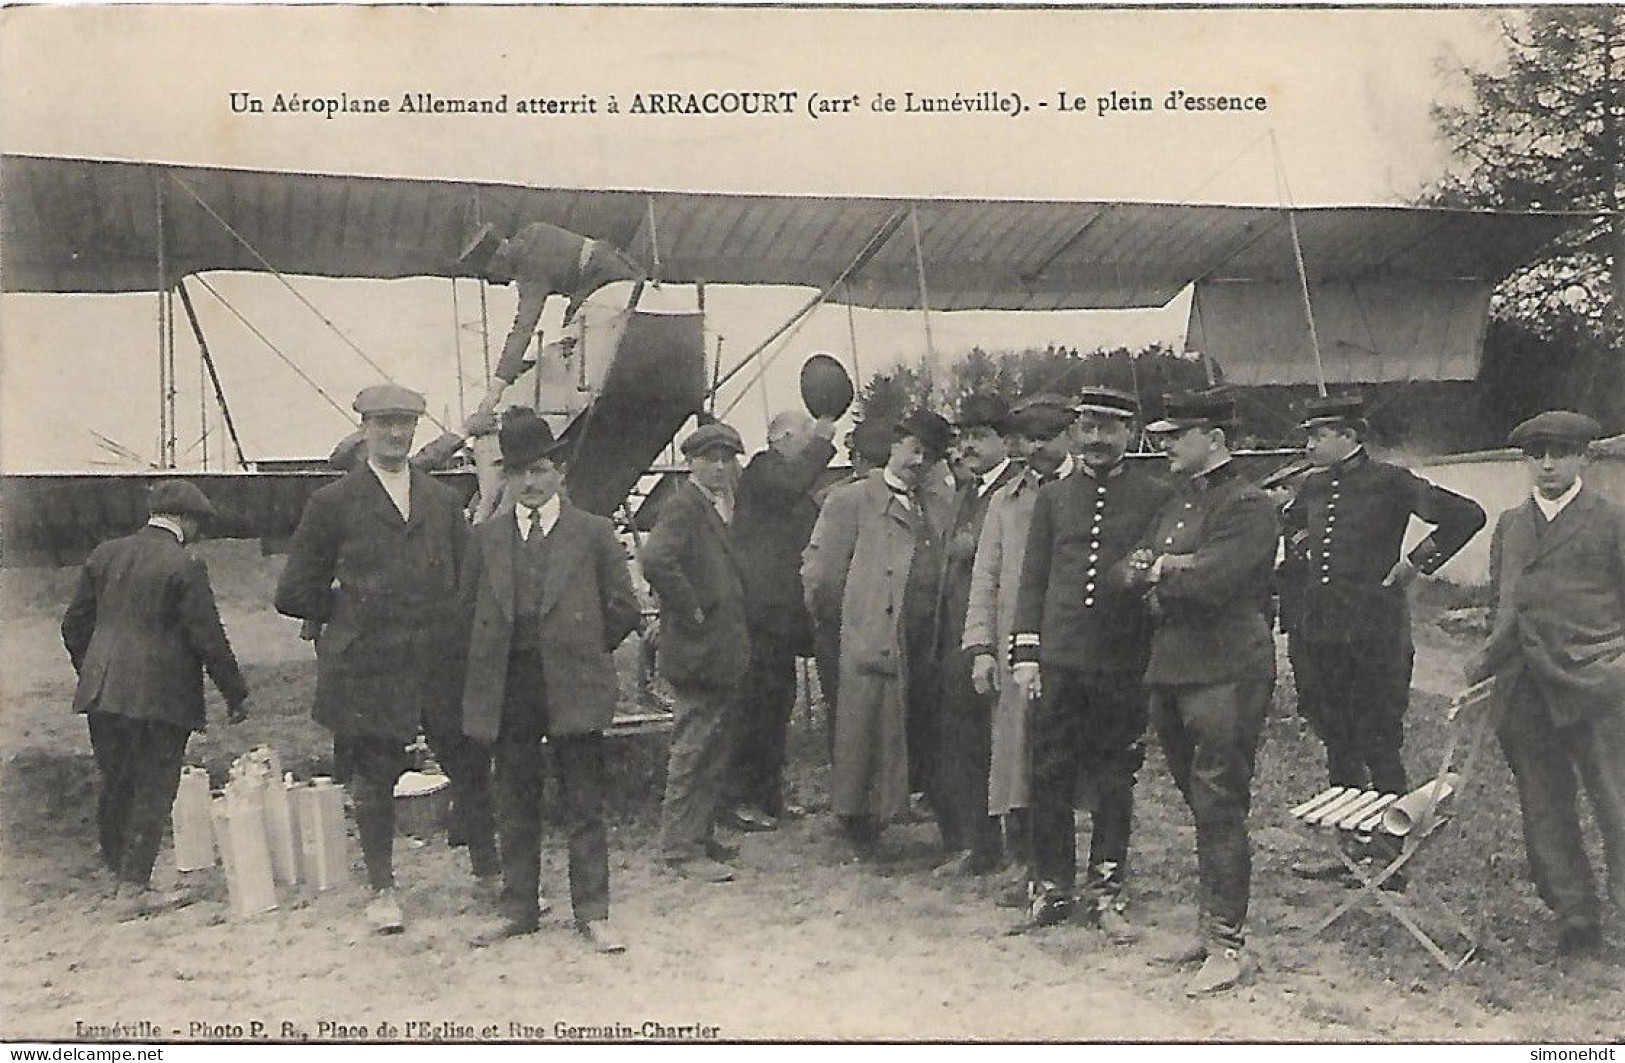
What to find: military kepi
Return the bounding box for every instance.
[1299,393,1366,431]
[680,420,746,459]
[353,383,427,418]
[1508,410,1602,450]
[1073,386,1137,420]
[148,480,217,520]
[1146,387,1236,433]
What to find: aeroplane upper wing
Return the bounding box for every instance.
[0,153,1588,311]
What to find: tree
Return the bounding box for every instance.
[1426,8,1624,341]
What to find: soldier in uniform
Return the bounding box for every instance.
[1007,388,1173,938]
[931,395,1023,876]
[1123,388,1279,996]
[275,384,485,933]
[1286,394,1484,882]
[1469,410,1625,958]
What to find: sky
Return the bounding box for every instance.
[0,5,1508,470]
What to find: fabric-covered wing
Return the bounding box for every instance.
[2,153,1584,312]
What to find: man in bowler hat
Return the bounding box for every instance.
[461,410,641,952]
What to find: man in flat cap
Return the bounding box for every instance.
[1286,393,1485,884]
[725,409,838,833]
[1005,388,1173,938]
[276,383,488,933]
[931,394,1024,876]
[458,221,644,385]
[461,411,641,952]
[63,481,249,916]
[644,418,751,882]
[1123,388,1278,995]
[803,410,955,852]
[1468,410,1625,959]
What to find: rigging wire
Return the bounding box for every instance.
[194,276,355,422]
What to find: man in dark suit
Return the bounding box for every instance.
[1469,410,1625,959]
[1008,388,1172,937]
[726,409,837,832]
[1124,389,1279,996]
[644,420,751,882]
[275,384,485,933]
[461,411,641,952]
[1287,395,1484,886]
[931,394,1023,876]
[62,480,249,916]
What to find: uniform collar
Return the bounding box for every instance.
[1077,457,1123,480]
[1191,456,1236,491]
[146,516,185,544]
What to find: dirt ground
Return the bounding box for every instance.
[2,543,1621,1043]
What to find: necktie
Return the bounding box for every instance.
[526,506,544,542]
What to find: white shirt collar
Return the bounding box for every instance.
[693,480,734,523]
[977,458,1012,495]
[366,459,412,520]
[146,516,185,544]
[515,495,561,540]
[1533,477,1583,521]
[882,469,912,497]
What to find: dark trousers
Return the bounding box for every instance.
[426,726,498,878]
[493,647,609,926]
[814,620,841,766]
[1151,674,1272,949]
[1497,675,1625,931]
[659,680,739,861]
[933,647,1001,863]
[86,713,189,887]
[1029,668,1149,897]
[1302,634,1412,793]
[334,734,413,891]
[728,625,800,816]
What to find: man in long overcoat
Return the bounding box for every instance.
[803,410,954,849]
[274,384,482,932]
[63,481,249,915]
[460,411,641,952]
[726,409,837,830]
[963,396,1079,894]
[1468,410,1625,959]
[931,395,1022,875]
[644,420,752,882]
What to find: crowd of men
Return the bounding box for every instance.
[62,376,1625,990]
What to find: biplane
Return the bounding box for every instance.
[0,151,1590,566]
